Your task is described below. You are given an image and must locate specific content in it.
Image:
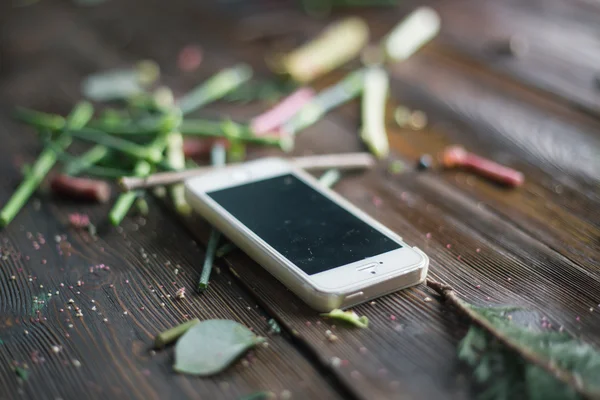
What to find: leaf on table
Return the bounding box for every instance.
[320,309,369,328]
[174,319,264,376]
[458,304,599,400]
[82,69,143,102]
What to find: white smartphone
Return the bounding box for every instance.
[184,157,429,312]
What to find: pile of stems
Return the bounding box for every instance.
[0,101,94,226]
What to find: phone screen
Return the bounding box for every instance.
[207,174,401,275]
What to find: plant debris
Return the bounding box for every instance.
[427,280,600,399]
[278,17,369,83]
[155,318,199,348]
[321,309,369,328]
[174,319,264,376]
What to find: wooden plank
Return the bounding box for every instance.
[387,53,600,272]
[0,159,344,400]
[431,0,600,116]
[174,211,472,400]
[0,3,345,399]
[3,2,599,400]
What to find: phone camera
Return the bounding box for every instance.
[370,271,376,274]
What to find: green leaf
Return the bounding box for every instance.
[457,304,592,400]
[320,309,369,328]
[174,319,264,376]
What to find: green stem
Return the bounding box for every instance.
[198,230,221,292]
[154,318,200,348]
[108,133,168,225]
[177,64,253,115]
[166,132,191,215]
[360,66,389,159]
[0,102,93,227]
[62,145,111,176]
[282,69,365,135]
[135,197,150,216]
[14,108,66,132]
[108,162,151,226]
[181,119,292,150]
[71,128,164,163]
[318,169,341,188]
[216,242,237,258]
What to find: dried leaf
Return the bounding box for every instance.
[174,319,264,376]
[321,309,369,328]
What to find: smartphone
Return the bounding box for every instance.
[184,157,429,312]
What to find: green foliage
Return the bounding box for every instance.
[174,319,264,376]
[321,309,369,328]
[458,304,600,400]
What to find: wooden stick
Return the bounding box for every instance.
[119,153,375,191]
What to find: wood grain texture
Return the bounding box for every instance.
[387,54,600,272]
[0,172,344,400]
[2,0,600,399]
[0,2,343,399]
[430,0,600,117]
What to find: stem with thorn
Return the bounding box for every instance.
[426,279,599,399]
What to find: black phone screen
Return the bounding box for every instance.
[207,174,401,276]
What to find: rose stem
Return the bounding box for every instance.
[360,66,389,159]
[154,318,200,348]
[166,132,191,215]
[215,242,238,258]
[197,229,221,292]
[176,64,253,115]
[281,69,365,136]
[70,128,164,163]
[426,279,597,399]
[63,145,110,176]
[181,119,292,150]
[0,101,93,227]
[108,134,168,226]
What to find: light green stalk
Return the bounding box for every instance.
[177,64,253,115]
[281,69,365,135]
[70,128,165,163]
[198,229,221,292]
[360,66,389,159]
[108,162,151,226]
[166,132,191,215]
[0,102,93,227]
[63,145,110,176]
[318,169,341,188]
[108,134,168,225]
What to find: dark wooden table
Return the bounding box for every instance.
[1,1,599,399]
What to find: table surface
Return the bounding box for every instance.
[1,1,599,399]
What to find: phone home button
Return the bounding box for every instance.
[356,263,378,273]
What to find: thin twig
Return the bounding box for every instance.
[118,152,375,191]
[426,279,599,399]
